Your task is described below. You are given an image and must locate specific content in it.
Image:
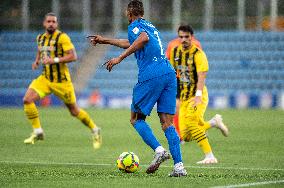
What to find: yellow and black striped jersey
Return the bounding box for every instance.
[37,30,75,83]
[170,44,209,101]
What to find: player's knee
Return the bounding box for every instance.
[159,115,173,131]
[71,110,79,117]
[69,108,79,116]
[131,113,146,126]
[23,96,33,104]
[130,118,136,126]
[179,131,189,142]
[161,122,171,131]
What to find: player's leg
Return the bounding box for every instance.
[130,111,163,154]
[51,81,101,149]
[131,111,170,174]
[198,88,229,136]
[186,99,217,164]
[173,99,182,140]
[159,113,187,177]
[65,103,102,149]
[23,75,50,144]
[131,79,169,174]
[157,72,186,177]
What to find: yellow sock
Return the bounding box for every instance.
[197,137,212,154]
[190,123,212,154]
[76,109,96,130]
[24,103,41,129]
[201,122,211,131]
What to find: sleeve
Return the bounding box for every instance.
[128,23,146,42]
[59,33,75,52]
[195,50,209,72]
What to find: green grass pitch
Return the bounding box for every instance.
[0,108,283,187]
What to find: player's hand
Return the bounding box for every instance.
[32,61,39,70]
[42,56,54,65]
[105,57,122,72]
[87,35,105,46]
[190,96,202,108]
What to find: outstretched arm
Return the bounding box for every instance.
[88,35,130,49]
[105,32,149,72]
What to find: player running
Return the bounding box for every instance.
[88,0,187,177]
[23,12,102,149]
[165,28,203,141]
[169,25,229,164]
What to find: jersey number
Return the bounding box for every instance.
[154,31,164,55]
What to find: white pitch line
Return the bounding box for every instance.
[211,179,284,188]
[0,160,284,172]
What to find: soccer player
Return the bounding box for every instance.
[88,0,186,177]
[170,25,229,164]
[166,28,202,140]
[23,12,102,150]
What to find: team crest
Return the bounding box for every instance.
[132,27,139,34]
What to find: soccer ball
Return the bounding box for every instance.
[116,152,139,173]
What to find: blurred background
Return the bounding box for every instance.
[0,0,284,109]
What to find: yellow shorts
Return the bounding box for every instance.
[29,75,76,104]
[179,87,209,141]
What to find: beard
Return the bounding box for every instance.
[46,27,55,34]
[182,42,189,49]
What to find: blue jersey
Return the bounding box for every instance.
[128,18,174,82]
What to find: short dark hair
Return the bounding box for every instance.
[44,12,57,20]
[178,25,194,35]
[127,0,144,16]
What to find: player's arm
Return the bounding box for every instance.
[43,33,77,65]
[191,51,209,107]
[88,35,130,49]
[55,49,77,64]
[42,48,77,65]
[105,32,149,72]
[32,49,41,70]
[196,71,207,92]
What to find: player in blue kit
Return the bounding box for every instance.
[88,0,187,177]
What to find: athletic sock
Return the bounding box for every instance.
[174,162,184,169]
[33,128,44,135]
[190,123,213,154]
[197,137,212,154]
[202,122,212,131]
[76,109,97,131]
[205,152,215,159]
[155,146,165,153]
[24,103,41,129]
[164,126,182,164]
[134,120,161,151]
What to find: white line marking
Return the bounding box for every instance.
[0,160,283,171]
[211,180,284,188]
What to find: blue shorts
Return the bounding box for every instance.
[131,72,177,116]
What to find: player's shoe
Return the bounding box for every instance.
[213,114,229,137]
[24,133,44,144]
[169,165,187,177]
[146,150,171,174]
[92,128,102,149]
[196,157,218,164]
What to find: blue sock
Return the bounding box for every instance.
[134,120,161,151]
[165,126,182,164]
